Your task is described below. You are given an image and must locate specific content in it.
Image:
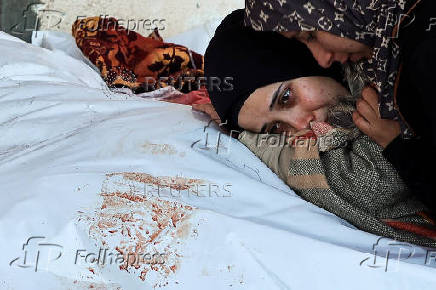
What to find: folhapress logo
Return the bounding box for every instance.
[9,236,63,272]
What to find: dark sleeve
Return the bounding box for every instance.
[382,137,435,213]
[382,39,436,213]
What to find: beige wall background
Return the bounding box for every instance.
[38,0,244,38]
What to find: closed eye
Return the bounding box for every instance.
[269,122,281,134]
[296,31,316,43]
[269,121,297,135]
[306,31,316,42]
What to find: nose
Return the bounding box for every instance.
[292,113,315,131]
[315,49,334,68]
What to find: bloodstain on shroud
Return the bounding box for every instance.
[141,142,186,157]
[77,172,203,286]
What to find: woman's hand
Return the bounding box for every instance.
[352,86,401,148]
[192,103,222,124]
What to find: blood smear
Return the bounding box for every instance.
[77,172,201,287]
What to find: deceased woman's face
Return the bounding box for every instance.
[238,76,349,134]
[280,31,372,68]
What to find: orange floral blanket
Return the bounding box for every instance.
[72,16,204,93]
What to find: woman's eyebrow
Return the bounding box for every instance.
[269,82,285,111]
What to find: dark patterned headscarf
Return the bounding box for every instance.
[244,0,420,139]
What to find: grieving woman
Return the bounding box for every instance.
[202,9,436,247]
[244,0,436,215]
